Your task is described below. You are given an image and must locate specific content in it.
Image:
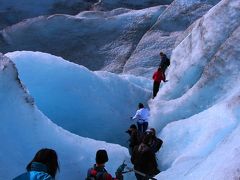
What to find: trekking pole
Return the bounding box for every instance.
[125,166,157,180]
[121,169,133,174]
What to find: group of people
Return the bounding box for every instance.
[126,125,163,180]
[152,52,170,98]
[13,148,118,180]
[127,103,163,180]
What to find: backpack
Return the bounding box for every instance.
[165,57,170,66]
[151,138,163,153]
[86,166,111,180]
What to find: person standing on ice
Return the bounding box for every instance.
[145,128,163,154]
[13,148,59,180]
[159,52,170,76]
[86,149,122,180]
[152,67,167,99]
[126,124,142,156]
[86,149,112,179]
[131,133,160,180]
[131,103,150,133]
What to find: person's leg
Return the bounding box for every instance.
[143,122,148,133]
[153,82,156,98]
[137,122,142,133]
[140,123,144,133]
[153,81,160,98]
[162,65,167,74]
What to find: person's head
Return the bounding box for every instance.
[142,133,152,145]
[130,124,137,130]
[159,52,164,57]
[149,128,156,136]
[138,103,144,109]
[157,67,162,72]
[26,148,59,178]
[96,149,108,165]
[126,124,137,135]
[146,128,156,137]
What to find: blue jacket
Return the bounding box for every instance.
[13,162,53,180]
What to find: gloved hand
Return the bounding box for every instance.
[115,162,127,179]
[116,163,126,174]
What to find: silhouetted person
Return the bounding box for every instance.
[126,124,141,156]
[145,128,163,153]
[131,134,159,180]
[86,149,116,180]
[159,52,170,75]
[13,148,59,180]
[152,67,166,98]
[131,103,150,133]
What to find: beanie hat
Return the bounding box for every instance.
[96,150,108,164]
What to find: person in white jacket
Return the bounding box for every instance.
[131,103,150,133]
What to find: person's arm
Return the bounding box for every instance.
[152,72,156,80]
[132,110,140,120]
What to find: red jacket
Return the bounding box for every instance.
[152,70,165,82]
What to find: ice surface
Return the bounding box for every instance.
[1,6,165,73]
[93,0,173,11]
[123,0,221,76]
[6,51,151,146]
[0,0,96,30]
[0,54,133,179]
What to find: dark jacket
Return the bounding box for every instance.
[148,137,163,153]
[13,162,53,180]
[160,54,170,69]
[128,128,142,155]
[131,143,158,176]
[129,129,141,149]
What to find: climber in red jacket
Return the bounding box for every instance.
[152,67,167,99]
